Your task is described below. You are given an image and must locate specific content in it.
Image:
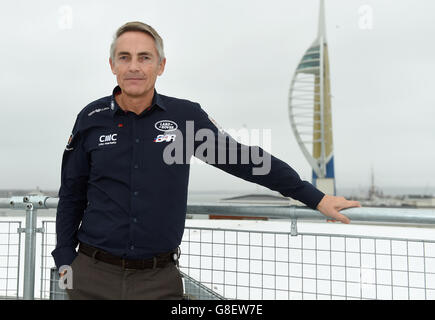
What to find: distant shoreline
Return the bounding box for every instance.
[1,186,434,198]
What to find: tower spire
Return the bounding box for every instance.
[317,0,327,42]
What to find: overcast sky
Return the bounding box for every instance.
[0,0,434,195]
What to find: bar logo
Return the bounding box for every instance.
[154,133,176,143]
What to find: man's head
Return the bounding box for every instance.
[109,21,166,98]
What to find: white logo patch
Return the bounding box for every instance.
[153,133,176,143]
[88,107,110,117]
[98,133,117,146]
[155,120,178,132]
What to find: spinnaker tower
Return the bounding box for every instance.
[288,0,336,195]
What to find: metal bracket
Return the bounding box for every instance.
[9,195,48,210]
[17,227,45,234]
[290,219,298,236]
[289,206,298,236]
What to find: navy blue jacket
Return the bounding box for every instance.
[51,86,325,269]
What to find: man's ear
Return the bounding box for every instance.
[157,57,166,76]
[109,57,116,75]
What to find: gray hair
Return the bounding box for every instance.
[110,21,165,63]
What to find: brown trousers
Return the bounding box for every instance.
[65,252,184,300]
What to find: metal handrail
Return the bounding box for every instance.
[2,196,435,225]
[188,203,435,225]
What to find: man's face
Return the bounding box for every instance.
[109,31,166,97]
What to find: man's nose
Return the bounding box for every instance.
[128,58,140,71]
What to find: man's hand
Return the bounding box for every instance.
[316,195,361,224]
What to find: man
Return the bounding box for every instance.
[52,21,361,300]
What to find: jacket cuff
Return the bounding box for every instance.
[51,246,78,270]
[286,181,326,210]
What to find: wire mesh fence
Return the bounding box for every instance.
[0,221,21,299]
[40,220,66,300]
[179,226,435,300]
[2,216,435,299]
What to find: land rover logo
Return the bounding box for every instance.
[155,120,178,132]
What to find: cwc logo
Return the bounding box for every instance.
[155,120,178,132]
[98,133,117,146]
[154,134,176,143]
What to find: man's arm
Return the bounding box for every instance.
[191,103,361,221]
[51,115,89,270]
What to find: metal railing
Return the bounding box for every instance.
[1,195,435,299]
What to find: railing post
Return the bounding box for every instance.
[11,195,46,300]
[22,202,37,300]
[7,195,47,300]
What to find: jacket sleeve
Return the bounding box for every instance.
[191,103,325,210]
[51,114,89,270]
